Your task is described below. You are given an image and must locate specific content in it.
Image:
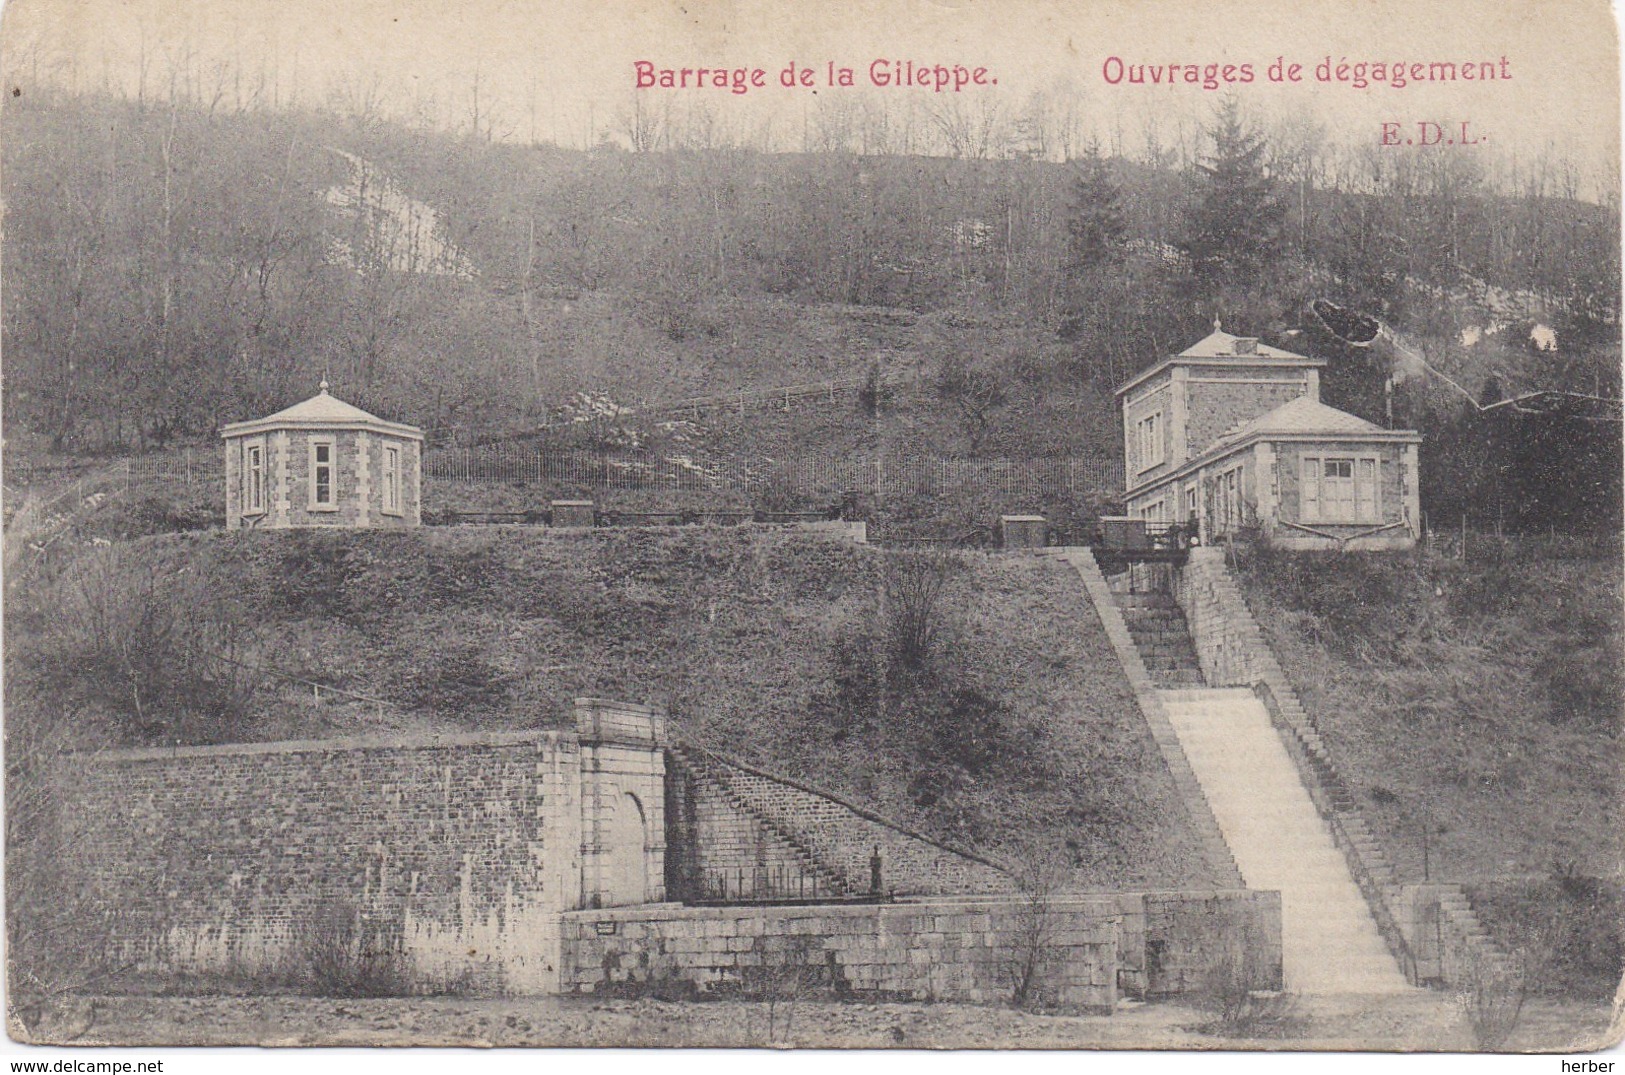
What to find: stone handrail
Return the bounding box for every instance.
[1053,547,1246,889]
[670,731,1013,893]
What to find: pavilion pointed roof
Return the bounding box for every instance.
[221,383,423,440]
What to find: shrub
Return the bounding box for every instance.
[1466,874,1623,1001]
[114,495,217,539]
[809,625,885,742]
[1539,643,1622,732]
[1001,848,1068,1010]
[399,644,509,715]
[1457,946,1528,1050]
[296,901,411,998]
[50,546,262,744]
[1193,977,1305,1040]
[6,686,116,1041]
[884,549,958,670]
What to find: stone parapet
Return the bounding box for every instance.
[1050,547,1244,889]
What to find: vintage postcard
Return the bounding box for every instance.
[1,0,1620,1059]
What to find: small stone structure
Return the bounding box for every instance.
[999,514,1048,549]
[550,499,595,528]
[221,383,423,530]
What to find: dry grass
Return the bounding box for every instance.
[10,526,1213,888]
[1232,544,1624,1000]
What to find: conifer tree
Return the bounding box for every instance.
[1058,141,1130,386]
[1181,100,1285,295]
[1065,140,1125,275]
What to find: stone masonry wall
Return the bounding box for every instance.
[1172,547,1269,688]
[1117,890,1283,997]
[1395,884,1517,989]
[560,889,1280,1010]
[64,731,583,995]
[224,428,421,530]
[1184,376,1310,457]
[561,897,1121,1011]
[666,755,843,902]
[1124,380,1175,486]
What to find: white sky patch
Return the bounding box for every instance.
[1460,325,1482,347]
[1530,323,1558,352]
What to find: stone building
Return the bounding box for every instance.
[221,382,423,530]
[1118,325,1422,550]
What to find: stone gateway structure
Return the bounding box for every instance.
[221,383,423,530]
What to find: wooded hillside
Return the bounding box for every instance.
[3,87,1618,529]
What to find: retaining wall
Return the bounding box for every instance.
[63,700,668,996]
[560,889,1280,1011]
[1395,884,1519,989]
[66,731,578,994]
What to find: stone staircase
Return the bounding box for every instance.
[1113,590,1206,688]
[1159,688,1412,995]
[665,745,854,902]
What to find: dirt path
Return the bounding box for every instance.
[20,991,1614,1051]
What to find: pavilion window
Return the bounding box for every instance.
[382,445,402,515]
[310,439,336,509]
[243,440,265,515]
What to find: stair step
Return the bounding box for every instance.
[1160,689,1411,995]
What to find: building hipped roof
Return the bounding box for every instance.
[1216,395,1384,443]
[1179,328,1311,360]
[1126,395,1420,497]
[1117,328,1324,397]
[220,384,423,440]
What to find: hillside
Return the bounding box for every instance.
[6,526,1213,889]
[1230,542,1623,997]
[4,89,1619,540]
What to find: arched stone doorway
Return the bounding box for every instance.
[604,791,649,906]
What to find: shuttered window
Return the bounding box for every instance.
[382,445,402,515]
[1302,455,1381,522]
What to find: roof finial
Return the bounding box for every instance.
[319,378,330,394]
[1213,316,1222,333]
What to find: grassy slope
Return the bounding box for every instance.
[1230,544,1623,996]
[1233,545,1622,879]
[14,527,1210,889]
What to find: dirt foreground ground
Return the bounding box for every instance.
[14,991,1620,1052]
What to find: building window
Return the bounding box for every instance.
[1302,456,1380,522]
[243,440,265,515]
[382,445,402,515]
[310,438,336,509]
[1136,412,1163,472]
[1213,465,1245,532]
